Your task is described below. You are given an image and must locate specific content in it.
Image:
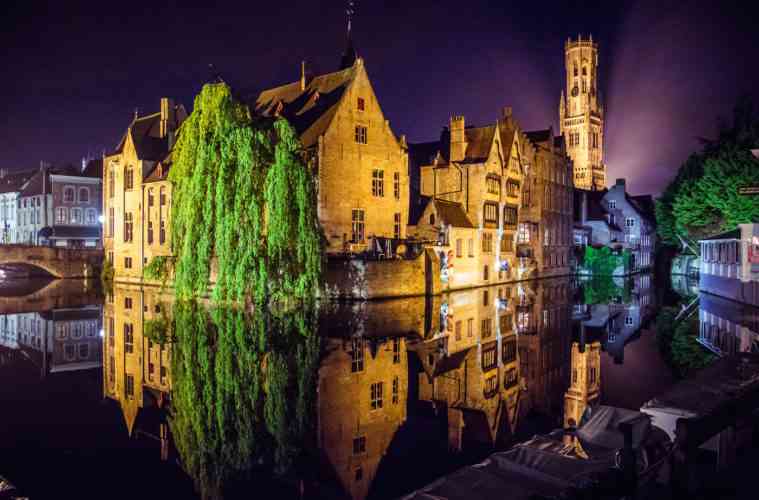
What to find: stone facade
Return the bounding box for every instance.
[103,98,186,282]
[318,335,408,500]
[563,340,601,428]
[410,109,528,289]
[256,58,409,255]
[414,284,521,450]
[559,36,606,190]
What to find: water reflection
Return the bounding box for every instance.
[0,275,665,499]
[95,274,657,500]
[0,279,102,375]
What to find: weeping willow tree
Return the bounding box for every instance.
[169,302,320,499]
[169,83,324,304]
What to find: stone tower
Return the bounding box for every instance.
[559,35,606,191]
[563,339,601,428]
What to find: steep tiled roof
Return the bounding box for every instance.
[434,199,475,228]
[462,125,496,163]
[110,104,187,162]
[254,63,358,148]
[629,194,655,223]
[0,170,35,194]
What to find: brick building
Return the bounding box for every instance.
[103,98,186,280]
[409,108,528,289]
[255,57,409,255]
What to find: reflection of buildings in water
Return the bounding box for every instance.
[518,280,572,419]
[0,306,102,373]
[318,335,408,500]
[563,340,601,428]
[414,285,521,451]
[698,293,759,356]
[577,274,655,364]
[103,285,170,443]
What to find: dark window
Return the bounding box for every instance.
[481,318,492,338]
[353,436,366,455]
[357,97,365,111]
[372,169,384,197]
[503,205,518,228]
[482,345,497,371]
[484,202,499,225]
[392,376,399,404]
[124,256,132,269]
[159,219,166,244]
[393,172,400,199]
[124,323,134,353]
[147,221,154,244]
[351,209,365,243]
[370,382,383,410]
[125,167,134,190]
[394,213,401,239]
[355,125,367,144]
[502,336,517,363]
[351,339,364,373]
[160,187,167,206]
[124,296,132,309]
[124,212,133,242]
[148,189,154,207]
[392,337,401,364]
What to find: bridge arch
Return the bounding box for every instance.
[0,245,103,279]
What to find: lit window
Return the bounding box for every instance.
[517,223,530,244]
[456,239,463,257]
[486,175,501,195]
[484,202,498,225]
[393,172,400,200]
[481,318,492,337]
[482,346,496,371]
[503,205,518,228]
[108,168,115,199]
[481,232,493,253]
[392,337,401,364]
[468,238,474,257]
[467,318,473,337]
[55,207,68,224]
[394,212,401,239]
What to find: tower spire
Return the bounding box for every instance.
[340,1,358,69]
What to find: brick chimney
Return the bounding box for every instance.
[449,115,466,162]
[159,98,175,138]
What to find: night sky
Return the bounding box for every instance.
[2,1,758,195]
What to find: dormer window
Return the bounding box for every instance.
[357,97,365,111]
[429,213,435,225]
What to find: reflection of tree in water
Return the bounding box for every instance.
[169,302,320,499]
[581,276,631,305]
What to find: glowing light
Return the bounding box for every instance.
[99,328,105,338]
[98,215,104,223]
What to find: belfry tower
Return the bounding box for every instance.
[559,35,606,191]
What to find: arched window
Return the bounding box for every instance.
[429,213,435,225]
[582,66,587,76]
[124,166,134,190]
[78,187,89,203]
[573,65,578,77]
[63,186,75,203]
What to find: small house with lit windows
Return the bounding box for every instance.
[16,164,102,247]
[573,178,656,274]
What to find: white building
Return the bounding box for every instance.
[0,169,34,244]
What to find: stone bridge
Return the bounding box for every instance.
[0,245,103,279]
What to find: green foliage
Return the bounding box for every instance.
[100,259,114,293]
[582,246,629,276]
[657,97,759,248]
[144,256,173,287]
[582,276,631,305]
[655,307,716,378]
[145,304,171,345]
[169,302,320,499]
[168,82,324,305]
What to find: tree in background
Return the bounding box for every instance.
[656,97,759,251]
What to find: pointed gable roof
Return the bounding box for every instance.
[110,104,187,162]
[254,62,359,148]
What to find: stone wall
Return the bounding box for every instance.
[324,248,441,299]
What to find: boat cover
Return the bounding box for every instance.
[576,405,651,452]
[641,354,759,418]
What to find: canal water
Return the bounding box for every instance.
[0,274,688,499]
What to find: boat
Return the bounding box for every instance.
[401,405,672,500]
